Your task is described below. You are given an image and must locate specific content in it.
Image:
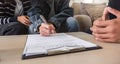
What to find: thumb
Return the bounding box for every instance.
[107,7,120,18]
[102,7,109,20]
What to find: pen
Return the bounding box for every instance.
[40,15,47,23]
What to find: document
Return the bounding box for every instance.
[22,33,101,59]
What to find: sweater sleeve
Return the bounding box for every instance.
[0,17,17,25]
[48,0,73,32]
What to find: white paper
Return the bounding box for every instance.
[23,33,97,56]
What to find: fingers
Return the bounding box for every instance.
[102,7,120,20]
[17,16,31,26]
[107,7,120,18]
[93,33,110,39]
[102,7,109,20]
[90,26,107,34]
[23,18,31,25]
[92,31,119,43]
[49,23,56,34]
[41,23,56,34]
[95,37,117,43]
[25,16,30,19]
[40,27,51,36]
[39,23,56,36]
[91,25,119,43]
[93,18,109,27]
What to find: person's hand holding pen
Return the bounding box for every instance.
[90,7,120,43]
[39,15,56,36]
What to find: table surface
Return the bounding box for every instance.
[0,32,120,64]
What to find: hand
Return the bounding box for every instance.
[90,7,120,43]
[17,16,31,26]
[39,23,56,36]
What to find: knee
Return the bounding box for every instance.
[66,17,80,32]
[9,22,28,34]
[0,22,28,35]
[66,17,78,24]
[66,17,79,27]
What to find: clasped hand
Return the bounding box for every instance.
[91,7,120,43]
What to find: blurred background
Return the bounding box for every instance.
[69,0,109,31]
[71,0,109,3]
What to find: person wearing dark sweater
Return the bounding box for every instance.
[91,0,120,43]
[0,0,31,35]
[27,0,80,36]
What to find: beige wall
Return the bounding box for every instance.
[72,0,109,3]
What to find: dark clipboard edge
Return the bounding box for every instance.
[22,46,102,60]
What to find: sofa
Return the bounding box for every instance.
[71,2,107,32]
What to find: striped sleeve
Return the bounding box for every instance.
[0,0,31,25]
[0,17,16,25]
[0,1,16,25]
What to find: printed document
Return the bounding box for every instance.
[22,33,100,59]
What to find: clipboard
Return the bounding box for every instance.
[22,33,102,59]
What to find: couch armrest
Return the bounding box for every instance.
[74,15,92,32]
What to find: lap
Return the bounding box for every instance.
[0,22,28,35]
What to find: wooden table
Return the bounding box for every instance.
[0,32,120,64]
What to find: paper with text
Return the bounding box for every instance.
[23,33,97,56]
